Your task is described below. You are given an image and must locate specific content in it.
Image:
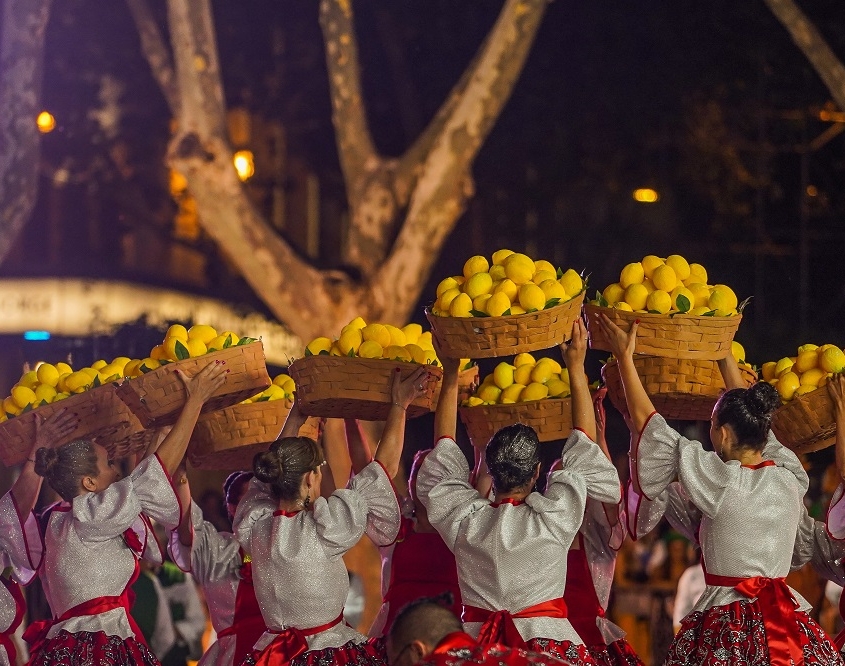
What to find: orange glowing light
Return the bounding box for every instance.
[233,150,255,181]
[633,188,659,203]
[36,111,56,133]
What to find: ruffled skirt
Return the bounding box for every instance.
[241,638,386,666]
[28,629,160,666]
[524,638,599,665]
[665,600,842,665]
[586,638,645,666]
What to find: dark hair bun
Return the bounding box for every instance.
[252,450,283,485]
[744,381,780,418]
[33,447,58,477]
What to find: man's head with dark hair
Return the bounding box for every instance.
[386,596,462,666]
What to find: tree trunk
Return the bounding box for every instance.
[0,0,52,263]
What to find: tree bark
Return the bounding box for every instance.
[764,0,845,112]
[0,0,52,264]
[125,0,180,115]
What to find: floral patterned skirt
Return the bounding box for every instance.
[240,637,386,666]
[665,600,843,665]
[28,629,160,666]
[586,638,645,666]
[524,638,599,665]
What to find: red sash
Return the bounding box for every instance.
[0,577,25,665]
[215,554,266,666]
[564,535,605,645]
[835,588,845,650]
[251,613,344,666]
[704,569,802,666]
[462,597,568,648]
[431,631,478,654]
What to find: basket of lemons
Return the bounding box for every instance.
[602,341,758,422]
[288,318,443,420]
[115,324,271,428]
[583,255,746,360]
[0,360,146,467]
[425,251,586,358]
[188,372,320,470]
[458,353,588,445]
[765,343,844,453]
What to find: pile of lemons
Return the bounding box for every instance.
[240,373,296,405]
[761,343,845,402]
[145,324,251,368]
[304,317,467,367]
[462,353,578,406]
[431,250,584,318]
[591,254,741,317]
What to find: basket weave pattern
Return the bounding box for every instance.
[771,387,836,454]
[115,342,271,428]
[188,400,320,470]
[459,398,575,447]
[583,303,741,360]
[425,292,585,359]
[0,384,144,467]
[288,356,442,420]
[602,357,758,422]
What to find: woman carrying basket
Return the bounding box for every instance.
[417,321,621,664]
[598,313,841,666]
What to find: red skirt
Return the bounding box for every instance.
[27,629,159,666]
[241,637,387,666]
[586,638,644,666]
[524,638,599,665]
[665,600,843,665]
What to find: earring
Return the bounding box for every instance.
[303,495,311,509]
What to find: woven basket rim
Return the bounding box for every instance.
[583,301,743,324]
[425,289,586,322]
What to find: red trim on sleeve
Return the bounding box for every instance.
[631,411,658,502]
[273,509,301,518]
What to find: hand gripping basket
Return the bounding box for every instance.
[425,291,585,359]
[287,356,442,420]
[187,399,320,471]
[602,357,758,422]
[771,386,837,454]
[115,342,271,428]
[0,383,145,467]
[459,398,577,447]
[583,303,742,360]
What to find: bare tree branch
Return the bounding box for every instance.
[0,0,51,265]
[126,0,180,115]
[764,0,845,112]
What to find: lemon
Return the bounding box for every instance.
[514,363,534,386]
[465,272,494,299]
[534,259,557,276]
[186,339,207,357]
[207,335,231,351]
[18,371,39,389]
[3,397,21,416]
[358,340,384,359]
[11,386,36,409]
[99,363,124,379]
[65,371,92,392]
[731,341,746,364]
[485,291,511,317]
[167,324,189,340]
[651,265,678,292]
[794,384,817,397]
[478,384,502,403]
[384,325,407,347]
[418,331,434,349]
[464,396,484,407]
[546,378,570,398]
[530,363,555,384]
[401,323,422,344]
[708,285,738,316]
[139,358,161,373]
[150,345,167,360]
[219,331,241,346]
[623,283,649,311]
[670,286,695,312]
[164,336,189,361]
[492,249,515,266]
[187,324,217,344]
[81,368,98,379]
[273,375,296,392]
[761,362,777,381]
[774,357,795,377]
[641,255,665,279]
[124,360,142,378]
[689,306,711,316]
[53,392,70,402]
[262,385,287,401]
[665,255,691,281]
[91,359,107,371]
[437,288,462,312]
[449,293,473,318]
[488,264,507,282]
[509,305,526,315]
[57,373,72,393]
[539,279,567,302]
[464,255,490,278]
[504,253,535,285]
[521,382,549,402]
[36,363,60,387]
[539,358,562,373]
[473,294,492,313]
[404,344,428,365]
[798,343,818,353]
[532,270,557,285]
[500,384,526,402]
[492,363,515,389]
[614,301,634,312]
[346,317,367,331]
[799,368,826,387]
[110,357,131,372]
[514,353,536,367]
[776,372,801,401]
[384,345,412,362]
[646,290,672,314]
[337,328,363,355]
[602,283,625,306]
[686,283,711,308]
[820,346,845,373]
[620,262,645,288]
[306,337,333,355]
[687,263,708,285]
[794,350,818,373]
[642,278,656,294]
[493,278,519,302]
[361,324,392,348]
[518,283,546,311]
[559,269,583,296]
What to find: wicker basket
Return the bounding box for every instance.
[0,383,144,467]
[425,291,585,359]
[106,429,158,461]
[602,357,759,421]
[432,365,480,407]
[583,303,742,360]
[771,386,836,454]
[459,398,576,447]
[288,356,442,420]
[188,399,320,470]
[115,342,271,428]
